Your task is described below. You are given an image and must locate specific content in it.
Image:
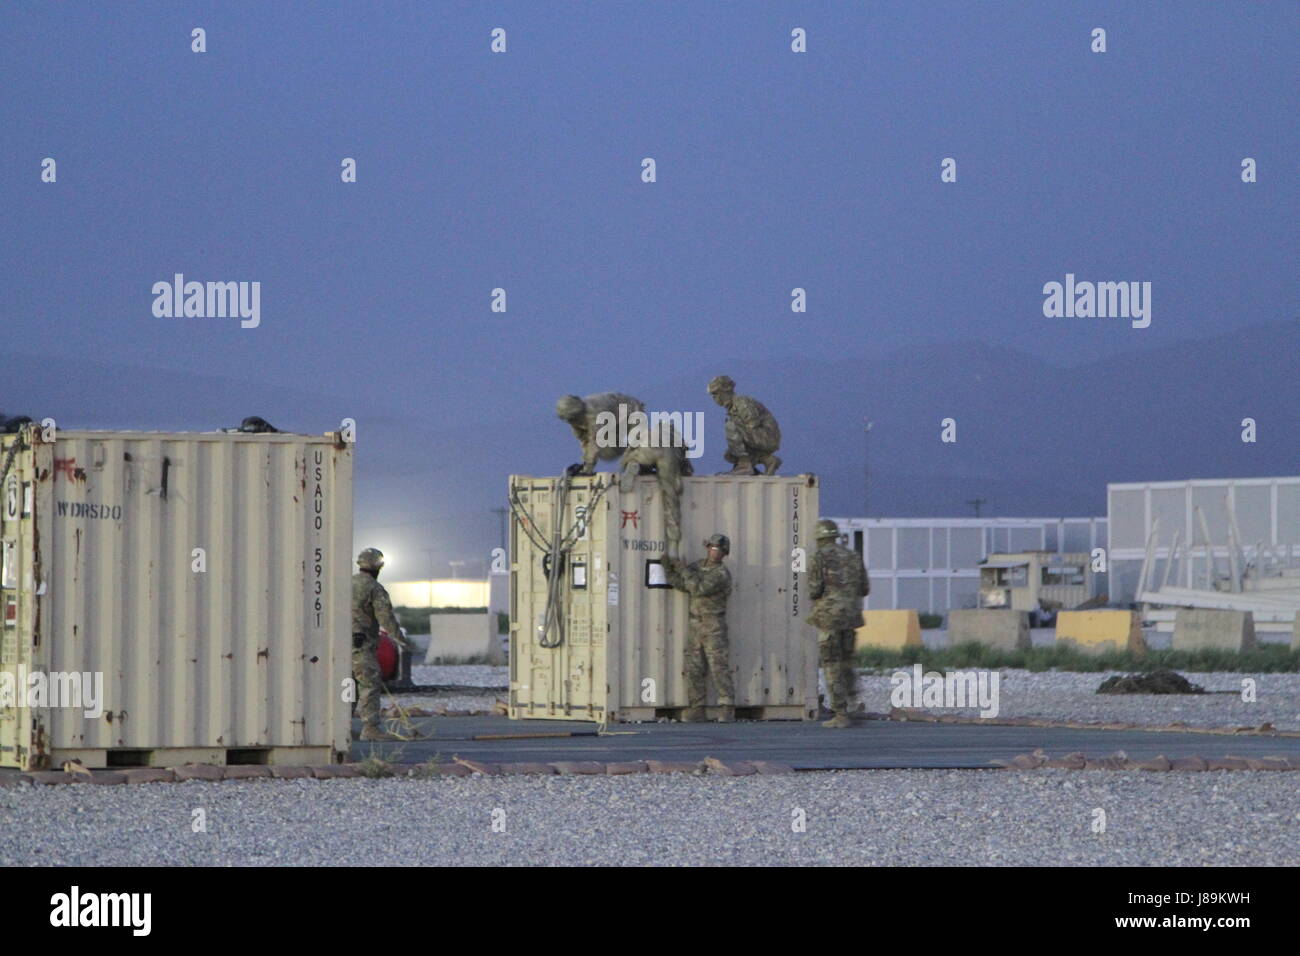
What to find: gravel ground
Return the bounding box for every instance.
[853,670,1300,731]
[410,664,507,688]
[388,665,508,712]
[386,692,502,712]
[2,770,1296,866]
[929,628,1294,649]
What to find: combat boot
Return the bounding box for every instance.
[680,706,707,723]
[727,458,757,476]
[757,454,782,475]
[821,713,852,729]
[716,705,735,723]
[359,725,403,742]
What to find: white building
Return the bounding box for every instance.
[825,516,1108,615]
[1106,475,1300,606]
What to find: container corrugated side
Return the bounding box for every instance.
[509,473,819,722]
[0,430,352,769]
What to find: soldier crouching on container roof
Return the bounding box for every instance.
[707,375,782,476]
[555,392,646,477]
[352,548,410,742]
[663,534,735,722]
[807,519,869,728]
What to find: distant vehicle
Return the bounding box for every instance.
[978,552,1101,626]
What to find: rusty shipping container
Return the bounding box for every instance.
[0,427,353,770]
[508,472,820,722]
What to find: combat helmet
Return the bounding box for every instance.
[356,548,385,571]
[555,395,586,421]
[704,533,731,555]
[814,518,840,540]
[706,375,736,396]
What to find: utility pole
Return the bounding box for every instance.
[491,506,508,550]
[422,548,435,607]
[967,497,986,518]
[863,418,873,518]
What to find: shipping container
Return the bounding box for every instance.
[508,472,819,722]
[0,427,353,770]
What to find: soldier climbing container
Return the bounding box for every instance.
[508,472,820,722]
[0,426,353,770]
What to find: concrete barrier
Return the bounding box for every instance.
[1293,615,1299,651]
[854,610,923,650]
[947,609,1030,651]
[1172,608,1257,653]
[425,612,504,664]
[1056,610,1147,656]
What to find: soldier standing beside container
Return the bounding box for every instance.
[352,548,408,742]
[663,534,735,722]
[707,375,782,475]
[807,519,869,728]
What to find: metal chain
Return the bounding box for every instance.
[537,475,570,648]
[508,473,610,554]
[507,472,612,649]
[508,484,554,552]
[560,476,610,550]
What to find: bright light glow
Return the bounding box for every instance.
[388,579,490,608]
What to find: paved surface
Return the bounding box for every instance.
[393,668,1300,731]
[351,715,1300,769]
[3,717,1294,781]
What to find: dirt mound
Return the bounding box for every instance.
[1097,669,1206,695]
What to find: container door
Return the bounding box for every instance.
[0,435,41,768]
[509,476,609,721]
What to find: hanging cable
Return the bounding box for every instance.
[508,473,610,649]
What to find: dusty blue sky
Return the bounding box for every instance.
[3,2,1296,576]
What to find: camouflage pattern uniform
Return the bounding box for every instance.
[352,559,405,735]
[556,392,646,474]
[807,521,869,724]
[664,537,734,717]
[707,376,781,474]
[619,416,694,556]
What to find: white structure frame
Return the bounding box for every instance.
[1107,476,1300,606]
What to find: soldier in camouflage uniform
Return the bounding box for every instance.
[707,375,781,475]
[807,519,869,728]
[352,547,409,741]
[619,416,694,557]
[663,534,735,722]
[556,392,646,475]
